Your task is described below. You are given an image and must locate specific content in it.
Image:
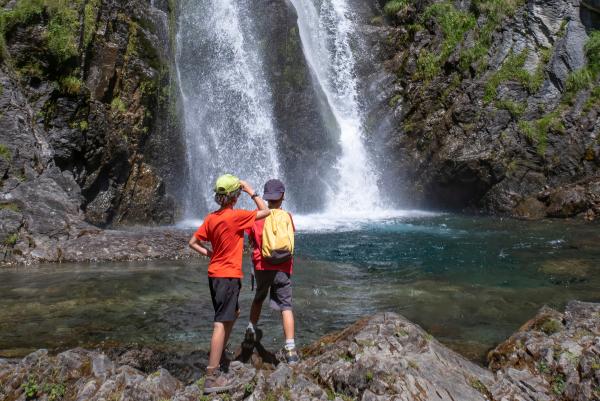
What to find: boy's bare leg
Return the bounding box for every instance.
[282,310,295,340]
[208,322,227,371]
[223,320,235,348]
[249,299,264,326]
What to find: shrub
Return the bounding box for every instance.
[540,318,563,335]
[60,75,82,95]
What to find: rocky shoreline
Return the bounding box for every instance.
[1,301,598,401]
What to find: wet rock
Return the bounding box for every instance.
[2,306,600,400]
[514,196,547,220]
[546,185,589,217]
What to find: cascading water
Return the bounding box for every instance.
[175,0,280,218]
[288,0,382,213]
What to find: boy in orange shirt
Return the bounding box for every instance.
[189,174,270,394]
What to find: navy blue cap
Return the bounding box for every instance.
[263,179,285,201]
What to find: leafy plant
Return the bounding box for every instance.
[44,383,66,401]
[21,377,38,399]
[538,361,550,374]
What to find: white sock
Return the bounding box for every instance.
[247,322,255,333]
[285,339,295,350]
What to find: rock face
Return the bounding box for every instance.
[0,0,185,263]
[2,303,599,401]
[488,300,600,401]
[379,0,600,218]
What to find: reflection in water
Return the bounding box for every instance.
[1,215,599,362]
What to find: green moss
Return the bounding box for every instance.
[60,75,82,95]
[388,94,402,107]
[79,120,88,131]
[111,97,127,113]
[495,99,526,118]
[540,318,563,335]
[384,0,409,16]
[0,144,11,161]
[469,378,489,395]
[83,0,100,48]
[0,203,20,212]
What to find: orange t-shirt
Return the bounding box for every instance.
[194,208,257,278]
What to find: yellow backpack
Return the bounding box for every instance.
[261,209,294,265]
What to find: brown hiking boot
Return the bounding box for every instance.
[203,370,238,394]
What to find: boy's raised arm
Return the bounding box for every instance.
[240,180,270,220]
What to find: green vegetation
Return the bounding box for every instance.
[111,97,127,114]
[388,94,402,107]
[0,203,20,212]
[459,0,525,72]
[538,361,550,374]
[243,382,255,396]
[583,86,600,112]
[484,51,527,102]
[21,376,38,399]
[552,373,566,395]
[519,111,564,155]
[0,144,11,160]
[495,99,526,118]
[43,383,65,401]
[469,378,489,395]
[540,318,563,335]
[83,0,100,48]
[3,234,17,246]
[563,31,600,104]
[383,0,409,16]
[47,2,80,64]
[415,2,475,80]
[60,75,82,95]
[79,120,88,131]
[365,371,374,382]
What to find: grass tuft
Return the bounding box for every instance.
[0,144,11,161]
[60,75,82,95]
[383,0,409,16]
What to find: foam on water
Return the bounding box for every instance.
[177,209,439,232]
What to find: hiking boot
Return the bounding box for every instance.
[284,348,299,365]
[203,370,238,394]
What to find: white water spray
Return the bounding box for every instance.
[288,0,382,212]
[175,0,280,217]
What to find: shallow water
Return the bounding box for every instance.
[1,214,599,362]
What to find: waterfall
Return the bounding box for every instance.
[288,0,382,212]
[175,0,280,217]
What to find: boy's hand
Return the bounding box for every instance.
[239,180,254,195]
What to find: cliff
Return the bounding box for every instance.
[378,0,600,219]
[0,0,188,263]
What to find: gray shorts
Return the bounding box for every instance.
[254,270,292,311]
